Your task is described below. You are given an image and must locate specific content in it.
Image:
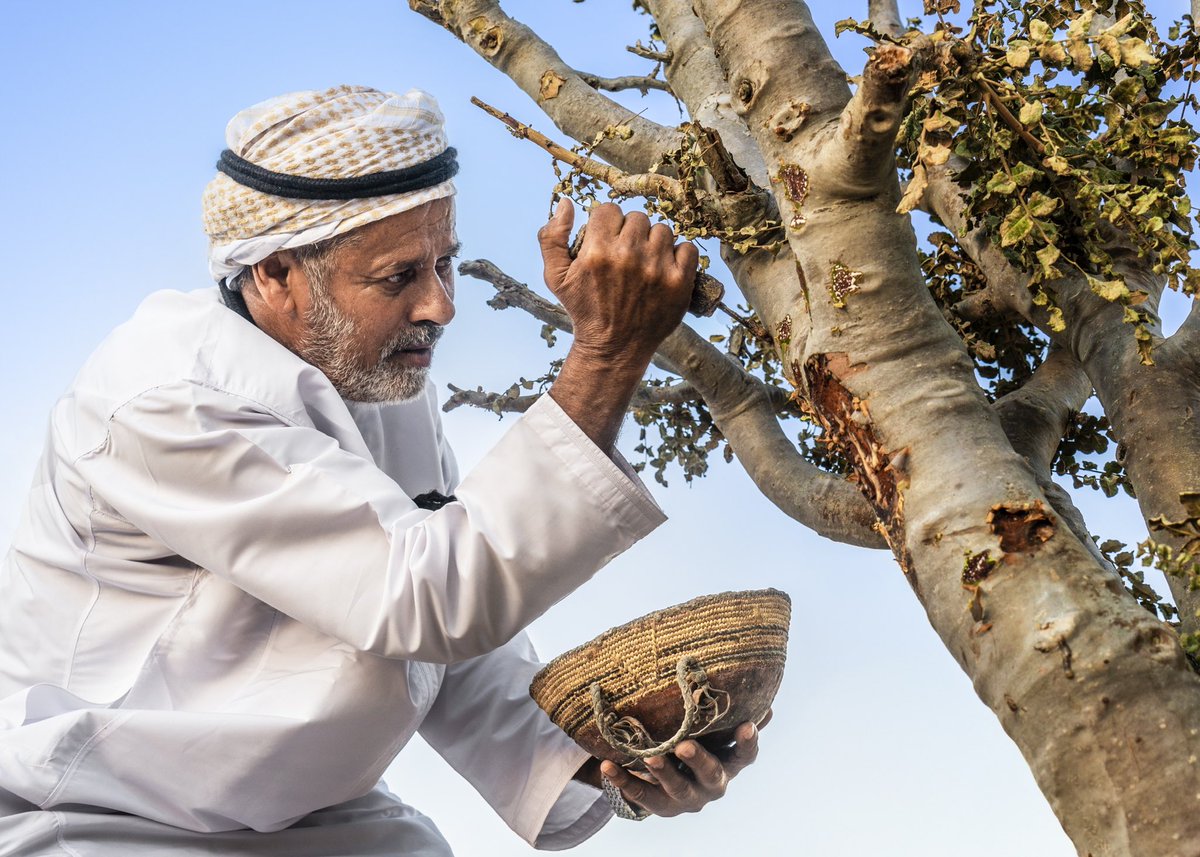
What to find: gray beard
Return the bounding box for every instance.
[297,283,442,404]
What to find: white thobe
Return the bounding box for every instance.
[0,288,666,855]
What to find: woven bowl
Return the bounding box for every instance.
[530,588,791,767]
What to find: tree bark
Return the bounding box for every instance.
[690,1,1200,854]
[413,2,1200,851]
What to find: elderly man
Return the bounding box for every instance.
[0,86,761,856]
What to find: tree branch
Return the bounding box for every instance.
[655,323,886,548]
[409,0,677,170]
[444,379,701,414]
[1167,294,1200,362]
[994,348,1092,476]
[814,41,922,198]
[578,72,671,95]
[458,257,884,548]
[644,0,808,365]
[868,0,904,39]
[627,42,671,63]
[471,97,683,201]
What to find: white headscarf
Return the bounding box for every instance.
[202,85,456,288]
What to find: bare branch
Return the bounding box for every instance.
[444,379,701,415]
[578,73,671,95]
[460,259,571,331]
[868,0,904,39]
[444,384,538,414]
[627,42,671,62]
[471,97,683,201]
[814,42,921,197]
[409,0,677,170]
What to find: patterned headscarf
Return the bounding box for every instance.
[202,85,457,289]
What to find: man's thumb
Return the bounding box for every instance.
[538,198,575,284]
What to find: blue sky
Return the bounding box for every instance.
[1,2,1192,854]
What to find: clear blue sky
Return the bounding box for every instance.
[1,2,1190,854]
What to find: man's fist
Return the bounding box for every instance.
[538,200,698,367]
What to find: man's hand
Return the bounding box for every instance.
[595,714,767,818]
[540,200,698,453]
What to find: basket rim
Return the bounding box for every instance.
[531,587,791,697]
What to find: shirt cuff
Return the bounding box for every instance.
[522,742,612,851]
[526,394,665,537]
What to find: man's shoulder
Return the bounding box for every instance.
[67,288,342,436]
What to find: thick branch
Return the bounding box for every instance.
[814,42,921,197]
[655,324,886,548]
[409,0,677,170]
[994,349,1092,476]
[578,73,671,95]
[1168,295,1200,361]
[868,0,904,39]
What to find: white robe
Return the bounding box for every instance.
[0,288,666,855]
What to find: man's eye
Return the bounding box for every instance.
[384,270,415,287]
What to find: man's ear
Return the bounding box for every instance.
[251,252,303,318]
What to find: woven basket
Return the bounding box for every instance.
[530,588,791,767]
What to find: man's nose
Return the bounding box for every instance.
[411,268,455,326]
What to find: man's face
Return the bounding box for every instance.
[292,197,457,402]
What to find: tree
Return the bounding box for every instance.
[408,1,1200,853]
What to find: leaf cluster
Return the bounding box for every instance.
[880,0,1200,363]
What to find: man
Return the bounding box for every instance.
[0,85,760,856]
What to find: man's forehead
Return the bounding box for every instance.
[352,200,457,254]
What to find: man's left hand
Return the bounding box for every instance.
[599,714,766,818]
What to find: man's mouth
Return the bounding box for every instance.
[389,345,434,368]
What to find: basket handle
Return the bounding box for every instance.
[589,655,730,761]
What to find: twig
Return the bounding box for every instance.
[627,42,671,62]
[471,97,682,201]
[444,379,703,415]
[579,73,671,95]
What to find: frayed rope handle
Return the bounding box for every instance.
[589,655,730,761]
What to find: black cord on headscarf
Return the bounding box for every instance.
[216,147,458,200]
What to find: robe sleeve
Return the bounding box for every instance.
[419,633,612,850]
[75,381,665,664]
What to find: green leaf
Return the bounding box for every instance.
[1000,208,1034,246]
[1120,38,1158,67]
[1019,101,1044,125]
[1009,161,1041,187]
[1036,244,1061,272]
[1026,192,1059,217]
[986,172,1018,195]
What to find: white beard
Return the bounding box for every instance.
[296,283,440,404]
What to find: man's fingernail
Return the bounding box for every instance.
[745,722,758,740]
[647,756,664,769]
[677,743,696,759]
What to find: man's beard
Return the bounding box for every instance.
[296,281,443,403]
